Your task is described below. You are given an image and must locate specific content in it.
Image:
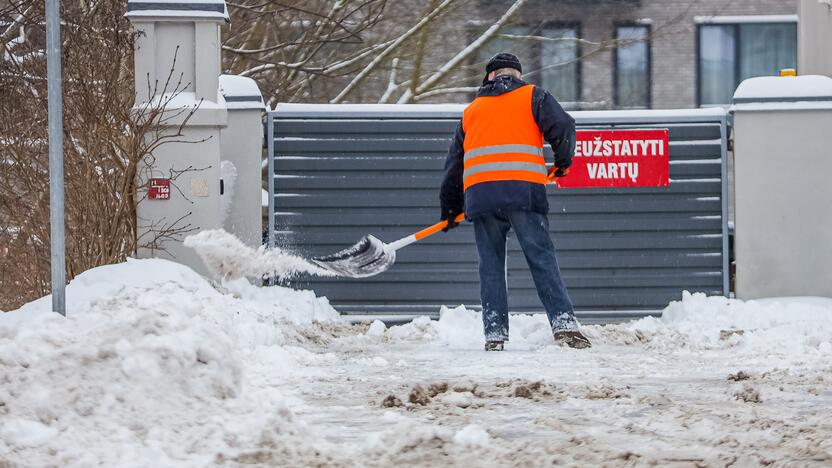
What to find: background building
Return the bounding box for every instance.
[473,0,797,109]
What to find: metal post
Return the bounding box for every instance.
[267,110,275,250]
[46,0,65,316]
[720,115,731,298]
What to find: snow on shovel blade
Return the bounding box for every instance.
[311,235,395,278]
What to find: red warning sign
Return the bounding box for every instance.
[148,178,171,200]
[556,129,670,188]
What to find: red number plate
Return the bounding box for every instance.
[148,178,171,200]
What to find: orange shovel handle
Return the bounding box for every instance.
[414,177,559,242]
[415,213,466,240]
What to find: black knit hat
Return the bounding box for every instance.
[483,53,522,85]
[485,52,522,74]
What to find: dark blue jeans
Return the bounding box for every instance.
[472,210,578,341]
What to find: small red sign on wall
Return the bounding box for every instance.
[148,178,170,200]
[556,129,670,188]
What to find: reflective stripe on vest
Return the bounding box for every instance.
[462,144,547,189]
[461,84,546,191]
[463,144,543,161]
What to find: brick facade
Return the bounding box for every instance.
[470,0,796,109]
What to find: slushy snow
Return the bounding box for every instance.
[2,257,831,466]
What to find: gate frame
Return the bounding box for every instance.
[267,106,731,317]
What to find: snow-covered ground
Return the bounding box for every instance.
[2,258,831,467]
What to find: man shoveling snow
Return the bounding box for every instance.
[439,53,590,351]
[183,55,589,353]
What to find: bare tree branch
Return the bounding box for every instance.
[411,86,477,101]
[378,57,400,103]
[329,0,456,103]
[397,0,529,103]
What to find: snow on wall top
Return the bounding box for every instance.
[273,103,726,123]
[219,75,265,110]
[142,90,227,110]
[732,75,832,110]
[274,103,467,118]
[573,108,726,122]
[125,0,229,22]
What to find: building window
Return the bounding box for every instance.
[614,24,651,109]
[697,18,797,106]
[539,25,580,106]
[479,24,581,107]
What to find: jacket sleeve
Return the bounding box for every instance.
[439,121,465,217]
[532,86,576,169]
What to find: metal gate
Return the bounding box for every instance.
[268,104,729,321]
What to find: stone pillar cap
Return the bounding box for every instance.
[219,75,265,110]
[732,75,832,111]
[733,75,832,104]
[126,0,229,22]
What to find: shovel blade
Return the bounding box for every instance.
[311,235,396,278]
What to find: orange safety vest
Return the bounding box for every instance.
[461,84,546,191]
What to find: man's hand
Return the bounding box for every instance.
[441,208,462,232]
[548,165,570,181]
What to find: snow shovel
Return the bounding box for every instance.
[312,173,562,278]
[311,213,466,278]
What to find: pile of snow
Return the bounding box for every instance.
[3,251,830,466]
[0,258,340,466]
[588,292,832,356]
[377,292,832,356]
[379,305,578,350]
[386,306,554,350]
[183,229,333,281]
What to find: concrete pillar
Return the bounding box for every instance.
[731,75,832,299]
[799,0,832,76]
[126,0,229,275]
[219,75,265,248]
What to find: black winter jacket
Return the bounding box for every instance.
[439,75,576,219]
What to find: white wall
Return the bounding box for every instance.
[799,0,832,76]
[129,7,228,276]
[155,22,196,93]
[733,106,832,298]
[221,110,263,247]
[136,126,222,276]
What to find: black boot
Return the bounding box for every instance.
[484,341,504,351]
[553,330,591,349]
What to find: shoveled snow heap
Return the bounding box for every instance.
[2,256,831,466]
[386,292,832,356]
[0,258,341,466]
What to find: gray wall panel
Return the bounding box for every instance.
[270,106,728,319]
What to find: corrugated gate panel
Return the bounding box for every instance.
[269,105,728,320]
